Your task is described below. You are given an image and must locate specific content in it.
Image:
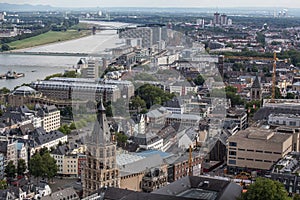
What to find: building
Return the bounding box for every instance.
[31,80,121,102]
[141,168,168,193]
[268,113,300,127]
[227,127,293,173]
[164,153,203,183]
[169,82,198,96]
[117,153,167,192]
[220,14,228,25]
[51,144,86,177]
[271,152,300,194]
[132,133,164,151]
[166,114,201,127]
[119,27,153,48]
[153,176,242,200]
[82,100,120,197]
[250,76,262,100]
[147,107,171,128]
[226,108,248,131]
[213,12,220,25]
[81,58,99,79]
[83,175,242,200]
[41,187,79,200]
[0,153,4,179]
[35,104,60,132]
[31,128,68,153]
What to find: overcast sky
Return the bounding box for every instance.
[0,0,299,8]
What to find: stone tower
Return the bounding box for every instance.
[82,100,120,197]
[250,76,262,100]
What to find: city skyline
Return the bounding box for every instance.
[0,0,299,8]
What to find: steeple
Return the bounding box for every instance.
[252,75,261,89]
[87,99,111,146]
[251,75,262,100]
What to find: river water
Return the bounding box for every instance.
[0,21,129,90]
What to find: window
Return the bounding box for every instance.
[229,142,237,147]
[238,148,245,151]
[228,159,236,165]
[229,151,237,156]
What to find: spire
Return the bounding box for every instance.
[86,99,111,147]
[252,76,261,89]
[97,99,106,112]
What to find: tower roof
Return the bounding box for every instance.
[251,76,261,89]
[98,99,106,111]
[86,100,111,147]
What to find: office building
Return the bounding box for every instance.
[227,127,293,172]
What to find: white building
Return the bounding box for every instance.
[268,113,300,127]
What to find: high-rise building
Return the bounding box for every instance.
[82,100,120,197]
[220,14,228,25]
[213,12,220,25]
[119,28,153,48]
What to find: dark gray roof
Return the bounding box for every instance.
[41,187,79,200]
[102,187,190,200]
[253,107,300,121]
[32,128,65,145]
[164,98,183,108]
[251,76,261,89]
[153,176,242,200]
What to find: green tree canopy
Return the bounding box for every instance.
[5,161,16,179]
[239,178,289,200]
[0,87,10,94]
[135,84,175,109]
[193,74,205,86]
[130,96,146,111]
[29,150,57,182]
[17,159,27,176]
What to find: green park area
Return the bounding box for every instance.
[7,29,90,50]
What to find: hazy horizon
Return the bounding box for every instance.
[0,0,299,9]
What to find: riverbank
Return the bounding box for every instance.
[7,29,91,50]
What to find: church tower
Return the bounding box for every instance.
[82,100,120,197]
[250,76,262,100]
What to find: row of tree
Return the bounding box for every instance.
[5,148,58,183]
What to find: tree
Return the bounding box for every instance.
[232,63,245,72]
[29,151,57,183]
[286,93,295,99]
[17,159,27,176]
[135,84,175,109]
[1,44,10,51]
[0,180,7,189]
[130,96,146,111]
[69,122,76,130]
[245,100,261,116]
[29,153,43,183]
[239,178,289,200]
[0,87,10,94]
[193,74,205,86]
[5,161,16,179]
[41,152,58,182]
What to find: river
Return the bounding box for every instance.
[0,21,130,90]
